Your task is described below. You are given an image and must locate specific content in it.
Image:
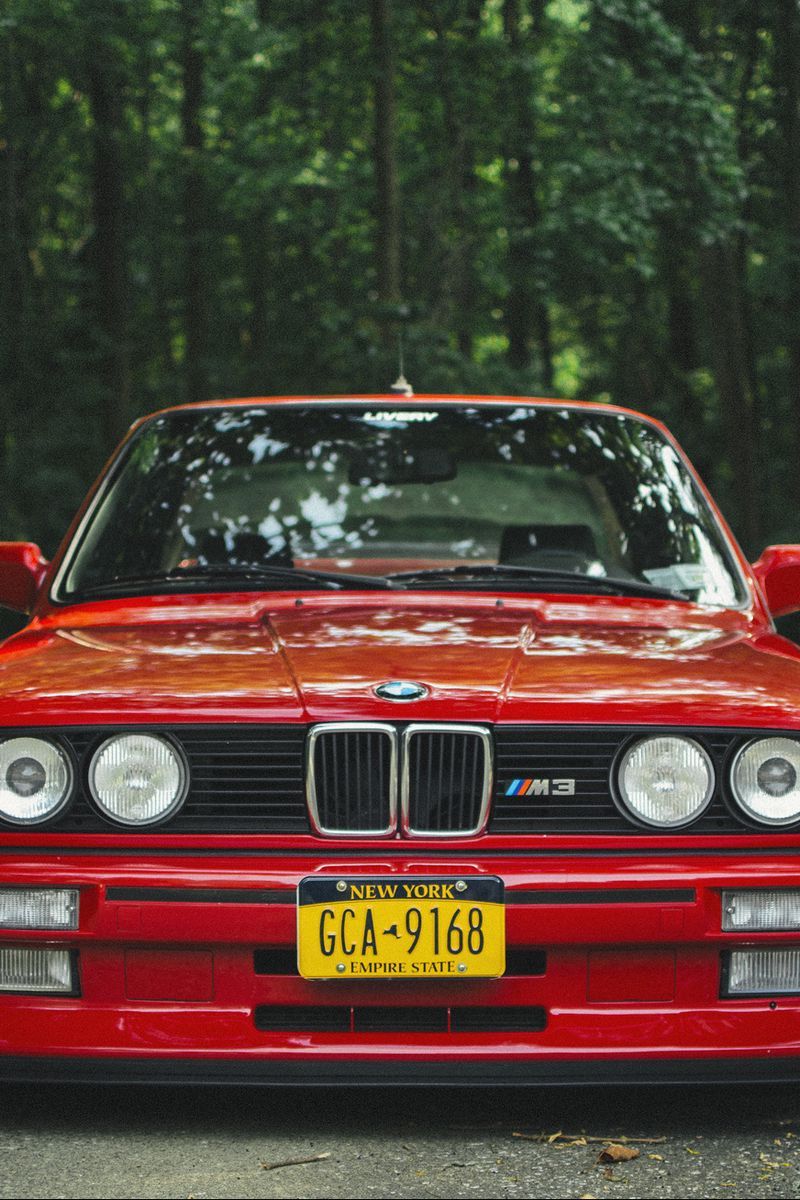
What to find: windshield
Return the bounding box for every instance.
[58,403,746,607]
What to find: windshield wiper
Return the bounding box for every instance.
[385,564,688,602]
[72,562,688,602]
[72,563,398,598]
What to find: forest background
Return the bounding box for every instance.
[2,0,799,576]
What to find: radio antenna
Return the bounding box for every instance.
[390,331,413,396]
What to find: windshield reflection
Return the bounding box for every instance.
[60,405,745,608]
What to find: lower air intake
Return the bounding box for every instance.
[254,1006,547,1034]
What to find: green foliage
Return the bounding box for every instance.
[0,0,795,557]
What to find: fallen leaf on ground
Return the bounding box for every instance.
[758,1152,791,1168]
[513,1131,664,1146]
[597,1143,640,1164]
[260,1152,331,1171]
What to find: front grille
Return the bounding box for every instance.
[402,725,491,835]
[306,723,490,836]
[2,723,798,837]
[307,723,396,835]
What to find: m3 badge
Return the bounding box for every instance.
[505,778,576,796]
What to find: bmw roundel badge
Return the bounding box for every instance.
[375,680,429,701]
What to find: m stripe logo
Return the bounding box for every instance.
[505,778,576,796]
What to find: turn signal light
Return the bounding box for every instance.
[0,888,78,931]
[722,890,800,932]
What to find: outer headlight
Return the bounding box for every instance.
[616,735,714,828]
[0,737,73,825]
[89,733,187,826]
[731,737,800,825]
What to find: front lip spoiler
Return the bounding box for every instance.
[2,1055,800,1087]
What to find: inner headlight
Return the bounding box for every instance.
[0,737,73,825]
[616,735,714,828]
[89,733,187,826]
[731,737,800,825]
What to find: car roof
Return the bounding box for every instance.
[131,394,671,438]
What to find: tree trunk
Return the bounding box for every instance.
[180,0,208,403]
[502,0,553,388]
[660,0,762,539]
[137,35,173,376]
[2,26,25,361]
[699,242,760,552]
[369,0,401,309]
[1,22,28,532]
[246,0,273,392]
[776,0,800,508]
[426,2,481,358]
[86,28,131,449]
[733,6,762,427]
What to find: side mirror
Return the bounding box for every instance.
[0,543,49,614]
[751,545,800,618]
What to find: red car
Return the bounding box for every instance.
[1,393,800,1084]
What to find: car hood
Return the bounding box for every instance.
[1,594,799,729]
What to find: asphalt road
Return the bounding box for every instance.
[1,1081,799,1200]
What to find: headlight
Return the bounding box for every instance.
[89,733,187,825]
[616,735,714,828]
[731,737,800,825]
[0,737,73,824]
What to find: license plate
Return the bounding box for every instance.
[297,876,505,980]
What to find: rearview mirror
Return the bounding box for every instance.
[348,445,456,486]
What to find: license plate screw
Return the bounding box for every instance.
[457,963,467,973]
[337,963,346,973]
[336,881,347,892]
[456,880,467,893]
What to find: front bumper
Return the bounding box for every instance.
[2,850,800,1083]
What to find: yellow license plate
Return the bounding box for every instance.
[297,876,505,980]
